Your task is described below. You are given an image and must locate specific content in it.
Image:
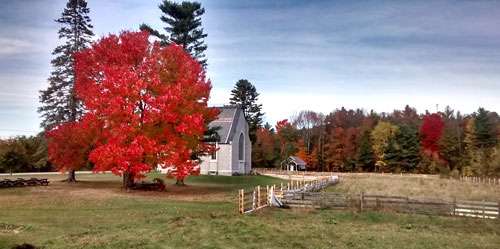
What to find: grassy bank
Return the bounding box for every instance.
[1,173,499,248]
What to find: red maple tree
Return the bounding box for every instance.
[420,113,444,155]
[46,114,100,178]
[72,31,217,188]
[275,119,299,164]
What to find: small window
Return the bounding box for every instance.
[238,133,244,160]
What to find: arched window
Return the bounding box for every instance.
[238,133,244,160]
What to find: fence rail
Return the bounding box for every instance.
[238,177,338,214]
[459,176,500,185]
[255,168,500,185]
[282,191,500,219]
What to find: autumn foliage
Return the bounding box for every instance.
[46,115,99,174]
[420,113,444,154]
[47,31,217,187]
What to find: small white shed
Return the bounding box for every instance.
[281,156,307,171]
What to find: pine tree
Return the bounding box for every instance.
[229,79,264,143]
[39,0,93,182]
[439,108,463,173]
[383,135,400,173]
[474,108,497,149]
[140,1,208,68]
[356,130,375,172]
[396,125,420,172]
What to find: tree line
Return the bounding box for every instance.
[252,106,500,177]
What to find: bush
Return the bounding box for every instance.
[0,135,51,173]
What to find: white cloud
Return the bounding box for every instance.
[0,38,38,55]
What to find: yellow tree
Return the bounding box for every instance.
[370,121,399,172]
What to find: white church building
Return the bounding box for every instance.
[199,105,252,175]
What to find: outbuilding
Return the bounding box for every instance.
[281,156,307,171]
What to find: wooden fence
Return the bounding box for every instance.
[282,192,500,219]
[238,177,338,214]
[255,168,439,179]
[238,186,268,214]
[459,176,500,185]
[255,169,500,185]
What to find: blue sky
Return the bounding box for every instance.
[1,0,500,137]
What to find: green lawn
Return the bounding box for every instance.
[1,173,499,248]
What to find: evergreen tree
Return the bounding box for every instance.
[229,79,264,143]
[38,0,93,181]
[356,130,375,172]
[439,127,461,170]
[379,125,420,173]
[396,125,420,172]
[474,108,497,148]
[140,1,208,68]
[383,135,400,172]
[439,108,463,173]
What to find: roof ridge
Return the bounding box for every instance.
[225,107,239,143]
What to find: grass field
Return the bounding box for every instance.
[326,174,500,201]
[1,173,499,249]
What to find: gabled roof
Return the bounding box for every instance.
[289,156,307,166]
[208,105,244,144]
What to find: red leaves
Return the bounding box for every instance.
[420,113,444,154]
[46,114,100,173]
[48,31,216,183]
[276,119,291,133]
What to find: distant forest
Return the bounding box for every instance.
[252,105,500,177]
[1,105,499,177]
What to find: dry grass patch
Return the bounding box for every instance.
[327,174,500,201]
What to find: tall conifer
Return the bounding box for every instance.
[229,79,264,143]
[140,1,208,68]
[39,0,93,182]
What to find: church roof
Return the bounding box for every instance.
[209,105,244,144]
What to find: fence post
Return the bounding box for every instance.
[239,189,244,214]
[257,186,261,208]
[252,189,256,210]
[266,185,270,206]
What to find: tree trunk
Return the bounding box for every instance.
[122,171,135,190]
[175,178,185,186]
[66,169,77,183]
